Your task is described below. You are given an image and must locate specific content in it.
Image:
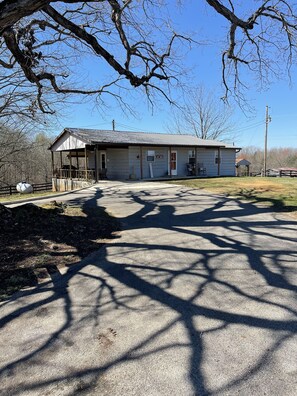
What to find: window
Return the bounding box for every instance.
[147,150,155,162]
[188,149,195,159]
[215,150,222,164]
[188,149,195,164]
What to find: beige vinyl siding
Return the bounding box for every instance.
[128,146,141,179]
[130,146,168,179]
[220,149,236,176]
[106,146,236,180]
[88,152,95,169]
[176,148,192,176]
[106,148,129,179]
[144,147,168,178]
[196,148,218,176]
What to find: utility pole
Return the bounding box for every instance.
[112,119,115,131]
[263,105,271,177]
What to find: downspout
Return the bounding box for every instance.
[195,147,198,176]
[217,147,221,176]
[140,146,143,179]
[169,146,172,177]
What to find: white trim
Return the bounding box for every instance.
[168,150,178,176]
[147,150,155,162]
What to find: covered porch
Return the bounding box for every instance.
[49,128,238,191]
[51,145,108,191]
[51,146,107,182]
[51,145,217,183]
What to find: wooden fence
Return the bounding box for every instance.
[250,169,297,177]
[0,182,52,196]
[279,169,297,177]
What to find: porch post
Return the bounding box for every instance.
[140,146,143,179]
[76,151,79,169]
[69,151,72,180]
[169,146,172,177]
[60,151,63,169]
[94,145,98,182]
[85,146,88,180]
[51,151,54,177]
[217,147,221,176]
[195,147,198,176]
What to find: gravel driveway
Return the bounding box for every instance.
[1,181,297,395]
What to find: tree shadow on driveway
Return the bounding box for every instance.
[0,184,297,395]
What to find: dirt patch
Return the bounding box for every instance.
[0,201,120,300]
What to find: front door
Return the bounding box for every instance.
[99,151,107,179]
[100,151,107,169]
[168,150,177,176]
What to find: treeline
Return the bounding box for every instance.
[240,147,297,174]
[0,124,53,187]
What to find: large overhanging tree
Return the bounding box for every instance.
[0,0,297,120]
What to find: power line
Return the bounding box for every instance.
[116,122,156,133]
[76,122,110,128]
[236,120,265,133]
[77,120,267,137]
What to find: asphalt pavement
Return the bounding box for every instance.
[1,180,297,395]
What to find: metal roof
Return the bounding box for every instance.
[236,158,251,166]
[50,128,239,149]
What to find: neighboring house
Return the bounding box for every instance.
[49,128,240,189]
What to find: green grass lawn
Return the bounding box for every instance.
[0,190,58,203]
[171,177,297,213]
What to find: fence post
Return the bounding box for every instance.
[9,185,12,195]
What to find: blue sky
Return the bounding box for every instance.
[56,1,297,149]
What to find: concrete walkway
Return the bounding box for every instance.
[1,181,297,395]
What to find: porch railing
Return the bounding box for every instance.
[54,168,96,180]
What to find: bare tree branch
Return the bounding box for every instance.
[167,85,236,142]
[206,1,297,102]
[0,1,297,120]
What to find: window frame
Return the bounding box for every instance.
[147,150,155,162]
[214,150,222,164]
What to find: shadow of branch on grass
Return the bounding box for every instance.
[235,187,297,213]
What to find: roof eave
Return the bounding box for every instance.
[48,128,68,151]
[90,141,236,148]
[48,128,91,151]
[64,128,91,145]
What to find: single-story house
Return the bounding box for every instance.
[49,128,240,189]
